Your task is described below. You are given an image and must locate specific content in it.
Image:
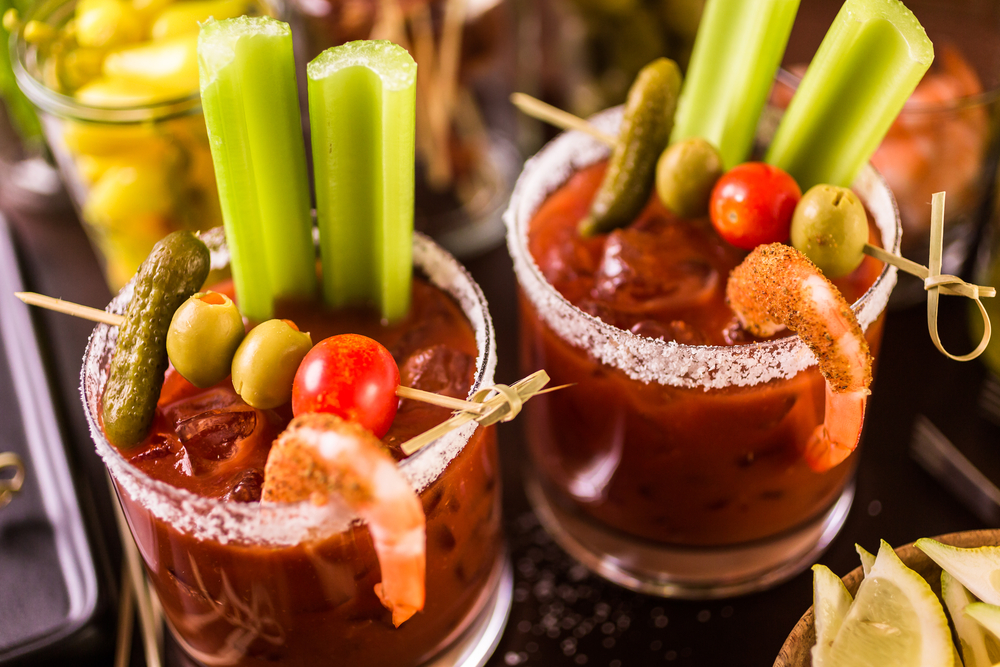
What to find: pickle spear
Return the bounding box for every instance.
[102,230,210,448]
[578,57,681,237]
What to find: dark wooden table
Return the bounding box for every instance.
[2,184,995,667]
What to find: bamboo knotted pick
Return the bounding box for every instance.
[400,370,555,456]
[867,191,994,362]
[511,92,997,362]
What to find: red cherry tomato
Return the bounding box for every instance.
[292,334,400,438]
[709,162,801,250]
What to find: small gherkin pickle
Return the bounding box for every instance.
[167,291,245,388]
[231,320,312,409]
[102,230,210,448]
[579,57,682,237]
[790,184,868,279]
[656,137,723,219]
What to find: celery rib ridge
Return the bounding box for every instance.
[308,40,416,322]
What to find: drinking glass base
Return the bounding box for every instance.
[167,552,513,667]
[525,468,854,600]
[424,552,513,667]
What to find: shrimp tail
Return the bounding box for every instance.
[727,244,873,474]
[804,387,868,473]
[365,479,426,627]
[262,413,426,627]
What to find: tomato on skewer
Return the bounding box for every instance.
[292,334,400,438]
[709,162,801,250]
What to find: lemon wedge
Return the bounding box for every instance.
[812,564,854,667]
[825,540,954,667]
[916,539,1000,606]
[966,603,1000,641]
[942,571,1000,667]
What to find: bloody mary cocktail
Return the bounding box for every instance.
[505,108,900,598]
[82,230,508,666]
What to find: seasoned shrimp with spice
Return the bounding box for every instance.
[726,243,872,473]
[262,413,426,627]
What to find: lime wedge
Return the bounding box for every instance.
[966,602,1000,638]
[857,544,876,577]
[916,539,1000,606]
[942,571,1000,667]
[812,564,854,667]
[826,540,954,667]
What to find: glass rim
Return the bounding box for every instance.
[503,106,901,391]
[9,0,204,123]
[775,67,1000,114]
[81,228,498,546]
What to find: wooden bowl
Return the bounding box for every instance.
[773,529,1000,667]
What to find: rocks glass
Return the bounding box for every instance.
[505,109,900,598]
[82,229,510,665]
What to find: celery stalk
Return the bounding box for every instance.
[670,0,800,169]
[307,41,416,322]
[198,16,315,321]
[765,0,933,191]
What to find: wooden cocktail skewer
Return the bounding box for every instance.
[14,291,566,415]
[108,473,162,667]
[16,291,123,326]
[113,568,135,667]
[509,92,997,361]
[510,93,617,147]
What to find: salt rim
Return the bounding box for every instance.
[307,40,417,90]
[503,107,900,390]
[80,228,497,546]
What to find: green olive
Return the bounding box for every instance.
[231,319,312,409]
[166,291,245,388]
[790,184,867,279]
[655,137,723,219]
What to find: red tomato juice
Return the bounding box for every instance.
[521,162,885,547]
[107,278,502,666]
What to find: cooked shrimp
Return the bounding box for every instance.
[726,244,872,473]
[262,413,425,627]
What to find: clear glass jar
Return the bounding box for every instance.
[81,229,510,666]
[286,0,520,257]
[9,0,272,289]
[505,108,900,598]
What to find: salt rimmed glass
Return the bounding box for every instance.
[81,228,510,666]
[505,108,900,599]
